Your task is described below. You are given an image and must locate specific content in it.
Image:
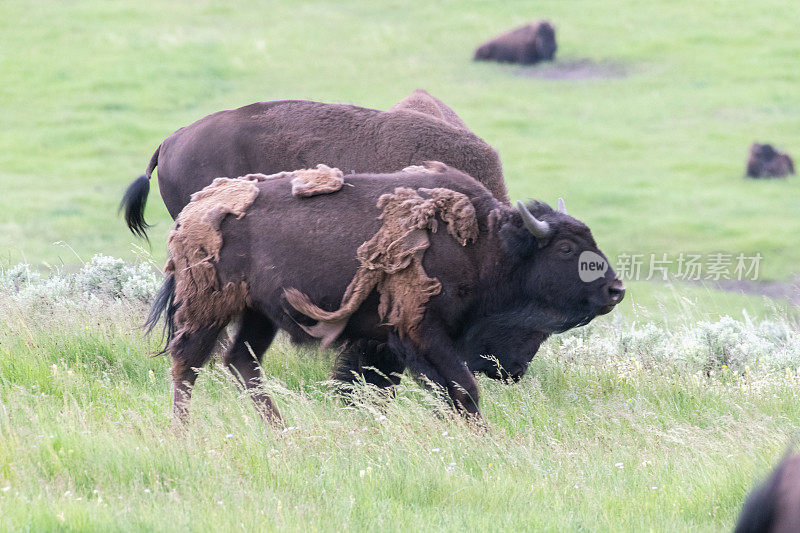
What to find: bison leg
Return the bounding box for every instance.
[224,308,282,425]
[332,339,405,391]
[389,327,482,420]
[171,326,225,424]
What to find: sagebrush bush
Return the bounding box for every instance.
[0,263,41,291]
[1,256,798,375]
[0,254,160,307]
[74,254,160,302]
[696,316,777,371]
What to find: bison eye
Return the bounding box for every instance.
[556,240,576,257]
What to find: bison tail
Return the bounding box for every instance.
[119,145,160,239]
[145,273,177,354]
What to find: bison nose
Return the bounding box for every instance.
[606,278,625,305]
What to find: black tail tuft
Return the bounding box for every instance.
[120,174,151,239]
[121,145,160,239]
[145,273,177,354]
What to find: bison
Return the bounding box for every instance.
[146,164,624,424]
[746,143,795,179]
[735,452,800,533]
[120,92,508,239]
[474,21,557,65]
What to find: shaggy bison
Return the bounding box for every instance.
[120,92,508,239]
[474,21,557,65]
[735,452,800,532]
[147,164,624,424]
[746,143,795,179]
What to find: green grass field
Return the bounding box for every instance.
[1,0,799,530]
[1,278,799,532]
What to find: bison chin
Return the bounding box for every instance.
[598,303,617,315]
[481,365,525,383]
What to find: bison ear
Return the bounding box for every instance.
[498,220,537,258]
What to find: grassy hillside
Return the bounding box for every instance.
[1,0,798,283]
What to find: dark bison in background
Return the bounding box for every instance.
[120,91,508,238]
[474,21,557,65]
[735,452,800,533]
[147,165,624,424]
[746,143,795,179]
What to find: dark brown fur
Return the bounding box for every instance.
[746,143,795,179]
[474,21,557,65]
[284,184,479,344]
[389,89,469,130]
[151,166,623,424]
[121,93,507,238]
[735,452,800,533]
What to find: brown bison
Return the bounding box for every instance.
[474,21,557,65]
[121,92,508,239]
[146,164,624,424]
[746,143,795,179]
[735,452,800,532]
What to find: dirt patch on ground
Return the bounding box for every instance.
[515,59,629,80]
[710,278,800,307]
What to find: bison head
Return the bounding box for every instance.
[532,21,557,62]
[509,198,624,332]
[458,198,624,382]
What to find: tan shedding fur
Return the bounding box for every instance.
[284,186,479,345]
[402,161,449,174]
[241,164,345,197]
[166,176,261,347]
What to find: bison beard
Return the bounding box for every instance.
[284,186,479,345]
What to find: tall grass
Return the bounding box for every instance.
[1,257,798,531]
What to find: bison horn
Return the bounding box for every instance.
[516,201,551,240]
[557,198,567,214]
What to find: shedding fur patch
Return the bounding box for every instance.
[244,164,345,197]
[401,160,448,174]
[284,186,479,345]
[166,176,261,343]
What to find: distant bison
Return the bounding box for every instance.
[120,93,508,239]
[746,143,795,179]
[474,21,557,65]
[735,452,800,533]
[147,165,624,424]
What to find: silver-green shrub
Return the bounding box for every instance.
[0,254,160,307]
